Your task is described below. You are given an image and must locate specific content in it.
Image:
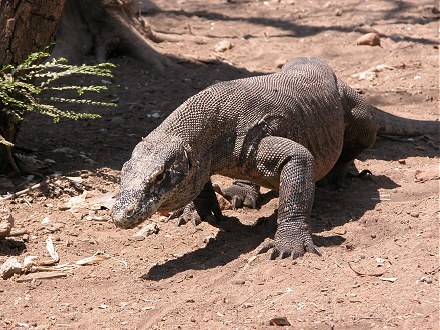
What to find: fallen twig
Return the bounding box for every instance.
[7,229,29,237]
[0,181,48,201]
[348,261,386,277]
[15,271,67,282]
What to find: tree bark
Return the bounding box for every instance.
[0,0,66,66]
[0,0,67,174]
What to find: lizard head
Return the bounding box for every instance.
[112,136,198,229]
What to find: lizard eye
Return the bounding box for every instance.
[156,172,165,182]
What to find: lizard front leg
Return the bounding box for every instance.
[252,137,321,260]
[192,179,223,222]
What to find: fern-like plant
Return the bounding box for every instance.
[0,51,116,146]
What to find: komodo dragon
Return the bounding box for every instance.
[112,56,438,260]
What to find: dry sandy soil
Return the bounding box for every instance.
[1,0,439,329]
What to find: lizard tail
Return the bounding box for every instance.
[371,106,439,136]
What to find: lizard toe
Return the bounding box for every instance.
[258,235,320,261]
[257,241,275,255]
[280,250,291,259]
[268,248,280,260]
[305,242,322,256]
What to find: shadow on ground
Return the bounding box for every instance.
[143,171,400,280]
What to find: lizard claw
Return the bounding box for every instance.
[170,203,202,227]
[257,238,321,261]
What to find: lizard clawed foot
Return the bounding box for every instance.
[169,203,202,226]
[213,180,260,210]
[257,238,321,260]
[170,202,221,227]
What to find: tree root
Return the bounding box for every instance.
[53,0,178,71]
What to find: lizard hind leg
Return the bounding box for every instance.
[318,160,373,189]
[318,161,355,188]
[213,180,260,210]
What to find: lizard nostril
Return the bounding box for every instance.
[126,207,136,218]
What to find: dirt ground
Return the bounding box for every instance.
[1,0,439,329]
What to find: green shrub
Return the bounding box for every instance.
[0,51,116,146]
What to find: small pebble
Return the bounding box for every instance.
[355,32,381,46]
[214,40,233,52]
[345,243,354,250]
[410,212,419,218]
[334,228,347,235]
[233,279,246,285]
[203,236,216,244]
[275,58,287,68]
[111,117,124,125]
[420,276,432,284]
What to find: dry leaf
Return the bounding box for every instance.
[46,236,60,262]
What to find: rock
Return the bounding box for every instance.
[333,228,347,235]
[269,317,291,326]
[0,257,23,279]
[420,276,432,284]
[52,147,76,154]
[415,166,440,183]
[275,58,287,68]
[368,64,393,72]
[0,177,14,188]
[44,158,56,165]
[216,194,232,210]
[133,223,159,238]
[87,192,116,210]
[233,279,246,285]
[355,32,381,46]
[111,116,124,125]
[62,191,88,210]
[203,236,216,244]
[358,70,377,81]
[351,64,392,81]
[214,40,233,52]
[0,203,14,237]
[345,243,355,250]
[409,212,419,218]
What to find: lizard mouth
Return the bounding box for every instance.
[112,198,159,229]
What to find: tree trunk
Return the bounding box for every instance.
[0,0,67,174]
[52,0,176,70]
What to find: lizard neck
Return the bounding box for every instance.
[157,88,219,155]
